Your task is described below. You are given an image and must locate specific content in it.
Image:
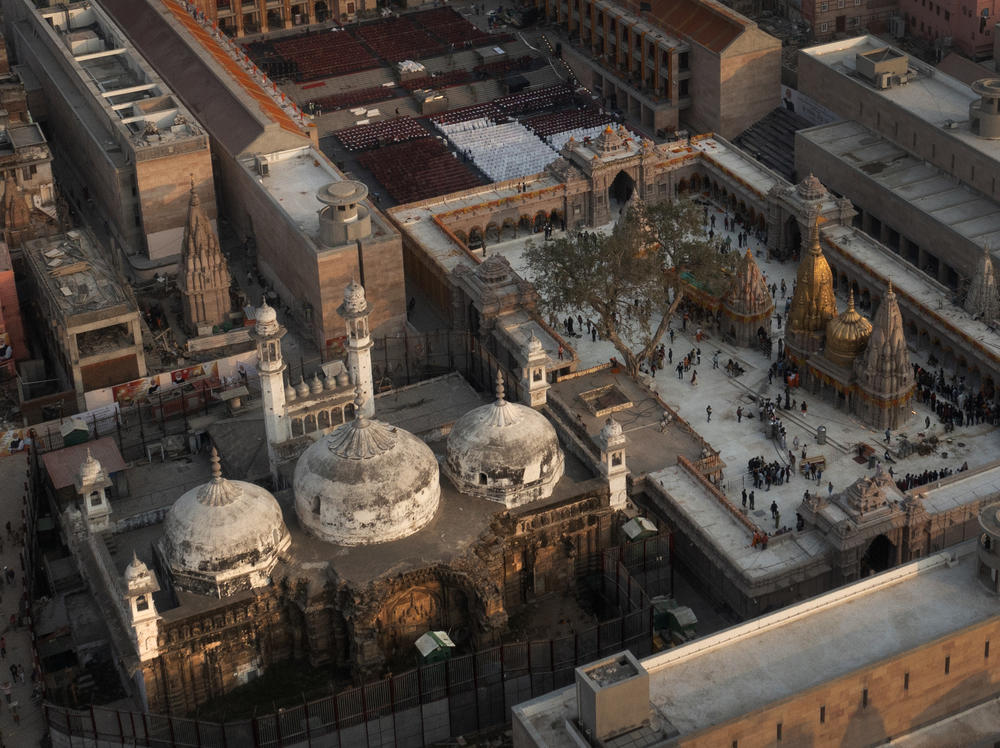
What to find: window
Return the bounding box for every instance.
[838,0,844,8]
[612,452,623,466]
[21,165,36,180]
[821,21,829,31]
[986,640,991,658]
[904,671,910,690]
[820,705,826,724]
[479,473,488,485]
[945,10,950,18]
[862,687,869,707]
[945,655,951,674]
[776,723,782,742]
[820,2,828,10]
[136,595,148,611]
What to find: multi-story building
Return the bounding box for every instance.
[186,0,375,36]
[2,0,217,277]
[23,229,145,407]
[100,0,407,350]
[901,0,996,59]
[534,0,781,138]
[796,35,1000,292]
[803,0,899,43]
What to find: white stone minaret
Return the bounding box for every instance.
[250,299,289,472]
[75,449,113,533]
[521,332,549,407]
[338,280,374,418]
[122,552,160,662]
[597,418,628,509]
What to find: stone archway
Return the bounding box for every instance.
[861,534,895,576]
[608,170,636,205]
[783,215,801,257]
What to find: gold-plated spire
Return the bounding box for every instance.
[787,214,837,334]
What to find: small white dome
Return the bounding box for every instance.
[77,448,104,486]
[256,299,278,335]
[294,391,440,546]
[124,552,149,582]
[601,418,623,441]
[310,375,323,394]
[336,369,350,388]
[444,372,564,508]
[342,280,367,316]
[295,378,310,398]
[525,332,544,356]
[160,449,289,597]
[285,382,297,402]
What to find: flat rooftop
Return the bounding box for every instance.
[801,35,1000,162]
[800,119,1000,249]
[23,230,135,320]
[515,543,1000,743]
[244,146,395,248]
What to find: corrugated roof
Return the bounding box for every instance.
[42,436,126,490]
[622,0,748,53]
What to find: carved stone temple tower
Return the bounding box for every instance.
[179,180,230,333]
[855,282,914,429]
[785,210,838,362]
[721,248,774,347]
[965,247,1000,324]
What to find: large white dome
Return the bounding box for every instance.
[293,393,440,546]
[160,449,290,598]
[444,372,564,508]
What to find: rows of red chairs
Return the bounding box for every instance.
[401,70,473,92]
[310,86,395,112]
[266,32,379,81]
[494,84,575,117]
[522,107,614,137]
[335,117,429,152]
[411,7,496,47]
[360,137,483,203]
[431,102,497,126]
[356,17,445,63]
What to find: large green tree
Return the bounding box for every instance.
[524,197,730,378]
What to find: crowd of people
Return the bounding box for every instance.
[913,365,1000,429]
[895,463,969,492]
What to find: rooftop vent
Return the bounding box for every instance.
[970,79,1000,139]
[574,651,649,742]
[856,47,909,89]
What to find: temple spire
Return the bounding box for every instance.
[179,181,230,332]
[965,246,1000,323]
[855,280,914,429]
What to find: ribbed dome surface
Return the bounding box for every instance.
[443,373,564,508]
[293,393,440,546]
[161,450,289,597]
[788,219,837,334]
[825,290,872,368]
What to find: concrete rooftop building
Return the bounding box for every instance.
[2,0,217,276]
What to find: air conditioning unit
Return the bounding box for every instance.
[255,156,269,177]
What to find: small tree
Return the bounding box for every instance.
[524,197,728,378]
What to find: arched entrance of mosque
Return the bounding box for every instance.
[783,215,801,256]
[861,534,894,576]
[608,170,635,205]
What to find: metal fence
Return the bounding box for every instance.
[43,536,670,748]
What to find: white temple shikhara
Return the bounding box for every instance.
[178,179,231,333]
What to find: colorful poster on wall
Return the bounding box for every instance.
[0,428,31,457]
[112,375,162,406]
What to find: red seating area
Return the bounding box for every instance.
[335,117,429,152]
[360,137,483,203]
[431,102,497,126]
[401,70,473,91]
[355,17,445,62]
[412,7,496,47]
[494,84,575,116]
[523,107,614,137]
[310,86,394,112]
[266,32,379,81]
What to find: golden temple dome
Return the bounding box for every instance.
[787,218,837,334]
[824,290,872,368]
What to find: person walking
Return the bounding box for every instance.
[737,406,743,423]
[749,490,755,510]
[742,489,748,508]
[770,500,779,519]
[706,405,712,422]
[690,369,698,386]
